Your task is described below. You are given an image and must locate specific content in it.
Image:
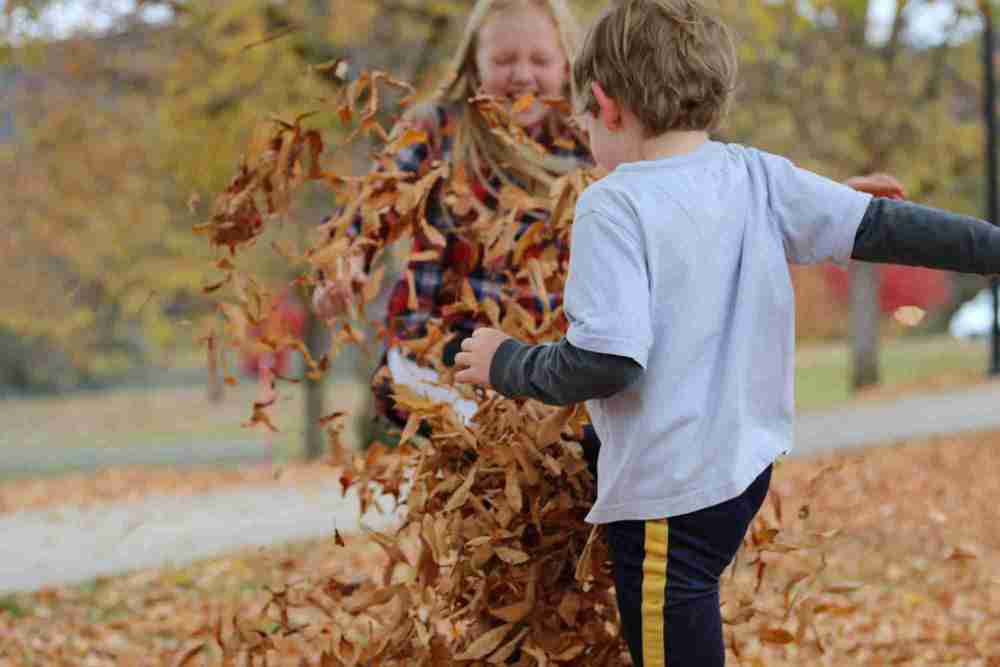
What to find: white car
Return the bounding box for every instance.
[949,288,999,339]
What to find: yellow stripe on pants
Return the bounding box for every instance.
[642,519,669,666]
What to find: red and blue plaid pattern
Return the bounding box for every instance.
[334,102,591,426]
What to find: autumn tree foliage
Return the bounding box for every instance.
[722,0,986,353]
[1,28,215,390]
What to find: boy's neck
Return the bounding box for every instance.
[637,130,711,162]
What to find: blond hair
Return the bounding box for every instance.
[437,0,583,192]
[573,0,737,135]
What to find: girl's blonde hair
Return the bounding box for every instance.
[438,0,583,192]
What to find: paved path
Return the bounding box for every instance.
[792,380,1000,456]
[0,484,400,594]
[3,381,1000,595]
[1,440,272,478]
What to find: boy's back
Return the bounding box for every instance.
[566,140,871,523]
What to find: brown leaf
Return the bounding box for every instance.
[243,404,278,432]
[173,643,206,667]
[495,547,530,565]
[488,627,530,664]
[399,413,422,446]
[490,598,532,624]
[512,93,536,114]
[771,489,783,523]
[505,466,523,514]
[947,546,979,561]
[536,405,574,447]
[550,643,587,661]
[540,96,572,114]
[454,623,515,660]
[759,627,796,645]
[405,269,418,310]
[812,604,858,616]
[388,128,428,153]
[557,592,581,626]
[444,465,478,513]
[489,563,538,624]
[824,581,864,594]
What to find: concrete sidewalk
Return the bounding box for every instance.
[792,380,1000,456]
[3,380,1000,595]
[0,483,399,594]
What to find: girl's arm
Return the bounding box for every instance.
[852,198,1000,273]
[313,105,447,319]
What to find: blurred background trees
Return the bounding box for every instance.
[2,0,996,429]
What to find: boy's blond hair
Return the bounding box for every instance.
[572,0,737,136]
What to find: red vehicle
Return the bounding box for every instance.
[824,264,950,316]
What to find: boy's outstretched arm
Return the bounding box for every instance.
[454,329,643,406]
[852,198,1000,272]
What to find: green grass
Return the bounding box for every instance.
[0,335,990,463]
[0,373,368,455]
[0,595,26,618]
[794,335,990,412]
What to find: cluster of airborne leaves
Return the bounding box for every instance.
[196,67,840,665]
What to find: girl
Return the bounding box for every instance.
[313,0,903,451]
[315,0,595,441]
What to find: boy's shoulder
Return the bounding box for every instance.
[576,172,642,226]
[722,141,796,173]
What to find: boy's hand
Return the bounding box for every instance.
[454,328,511,386]
[844,173,906,200]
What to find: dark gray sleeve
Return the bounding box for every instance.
[852,197,1000,274]
[489,338,643,406]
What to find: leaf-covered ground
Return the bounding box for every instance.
[3,429,1000,665]
[0,461,339,516]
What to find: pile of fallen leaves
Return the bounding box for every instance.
[177,68,861,664]
[6,430,1000,665]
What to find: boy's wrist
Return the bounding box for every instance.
[489,338,527,396]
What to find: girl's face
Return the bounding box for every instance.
[474,4,568,127]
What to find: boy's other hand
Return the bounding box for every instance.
[844,173,906,200]
[454,328,511,386]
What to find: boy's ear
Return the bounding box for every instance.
[592,82,622,131]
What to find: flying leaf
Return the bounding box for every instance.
[512,93,536,114]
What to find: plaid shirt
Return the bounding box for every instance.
[392,104,588,340]
[342,102,591,424]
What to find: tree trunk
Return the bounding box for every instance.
[849,261,880,390]
[206,331,224,404]
[295,0,330,462]
[303,305,327,460]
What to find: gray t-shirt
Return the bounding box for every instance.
[565,140,871,524]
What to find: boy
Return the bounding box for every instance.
[454,0,1000,664]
